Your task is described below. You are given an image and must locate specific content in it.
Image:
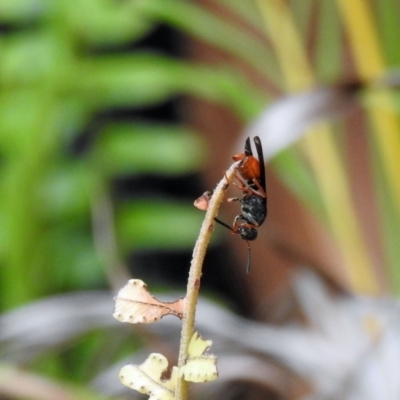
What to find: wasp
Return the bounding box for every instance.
[215,136,267,272]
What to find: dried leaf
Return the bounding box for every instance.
[188,330,213,356]
[179,332,218,383]
[113,279,185,323]
[119,353,178,400]
[193,191,212,211]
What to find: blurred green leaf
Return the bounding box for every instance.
[116,200,204,251]
[370,125,400,293]
[0,0,49,22]
[214,0,265,31]
[77,53,266,120]
[272,148,326,219]
[0,90,46,147]
[376,0,400,66]
[76,53,192,107]
[131,0,282,86]
[93,122,205,175]
[290,0,314,37]
[47,226,104,291]
[38,163,92,219]
[0,32,59,86]
[315,0,341,81]
[64,0,154,45]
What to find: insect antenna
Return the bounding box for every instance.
[214,217,232,230]
[245,240,251,274]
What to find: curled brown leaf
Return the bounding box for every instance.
[113,279,185,323]
[193,191,212,211]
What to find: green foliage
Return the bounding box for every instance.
[0,1,268,393]
[0,0,264,311]
[92,123,205,176]
[117,200,205,251]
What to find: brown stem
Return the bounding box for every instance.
[174,161,239,400]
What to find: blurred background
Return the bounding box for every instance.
[1,0,400,399]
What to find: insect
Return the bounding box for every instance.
[215,136,267,272]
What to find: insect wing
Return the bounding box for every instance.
[253,136,266,192]
[244,136,253,157]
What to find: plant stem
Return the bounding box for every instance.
[174,161,239,400]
